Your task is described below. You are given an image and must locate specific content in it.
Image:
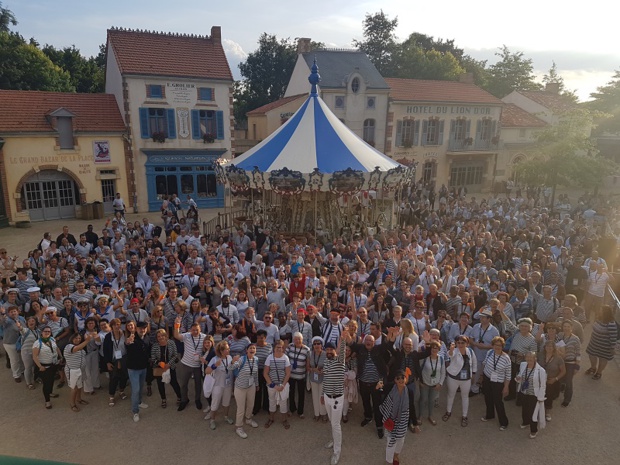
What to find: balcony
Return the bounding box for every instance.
[448,137,502,152]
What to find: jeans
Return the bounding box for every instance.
[418,383,440,418]
[40,364,57,402]
[176,362,202,403]
[289,377,306,415]
[446,377,471,417]
[128,368,146,414]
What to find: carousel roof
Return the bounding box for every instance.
[231,61,401,174]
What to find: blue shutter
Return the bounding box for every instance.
[438,120,445,145]
[139,108,149,139]
[395,120,403,147]
[191,110,201,140]
[216,111,224,140]
[414,120,420,146]
[167,109,176,139]
[199,87,213,101]
[421,120,429,146]
[150,85,163,98]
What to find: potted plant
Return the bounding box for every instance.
[203,133,215,143]
[491,135,500,146]
[403,139,413,148]
[463,137,473,147]
[152,131,166,143]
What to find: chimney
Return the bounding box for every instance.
[459,72,474,84]
[297,38,311,54]
[545,82,560,94]
[210,26,221,42]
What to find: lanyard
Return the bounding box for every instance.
[492,353,501,371]
[191,335,201,352]
[478,325,489,343]
[272,356,281,383]
[248,358,255,376]
[523,367,534,385]
[429,357,438,377]
[222,357,229,374]
[113,333,122,351]
[313,352,322,368]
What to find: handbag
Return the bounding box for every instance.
[153,367,164,377]
[203,373,215,398]
[383,418,395,432]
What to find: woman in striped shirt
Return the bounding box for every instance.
[308,336,328,421]
[481,336,511,430]
[586,305,618,380]
[63,332,92,412]
[380,369,409,465]
[227,324,251,357]
[264,340,291,429]
[286,332,310,419]
[558,320,581,406]
[205,340,235,430]
[503,317,537,402]
[231,343,260,439]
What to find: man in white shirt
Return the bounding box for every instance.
[256,310,280,344]
[217,295,239,324]
[173,321,206,411]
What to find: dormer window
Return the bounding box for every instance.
[47,108,76,150]
[351,77,360,94]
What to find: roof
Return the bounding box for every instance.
[518,90,576,113]
[301,50,389,89]
[0,90,125,134]
[385,77,502,105]
[246,94,306,116]
[501,104,547,128]
[107,28,232,81]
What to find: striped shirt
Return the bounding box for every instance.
[287,320,313,347]
[180,333,206,367]
[509,332,537,358]
[63,344,86,370]
[482,350,511,382]
[585,269,611,297]
[255,343,273,370]
[322,338,346,397]
[558,333,581,362]
[232,355,260,389]
[264,354,290,385]
[359,355,381,383]
[285,343,310,380]
[227,336,251,357]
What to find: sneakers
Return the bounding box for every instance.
[225,416,234,425]
[246,419,258,428]
[133,413,140,422]
[480,417,489,422]
[139,402,148,409]
[210,419,216,430]
[331,453,340,465]
[236,428,248,439]
[324,440,334,449]
[499,426,507,431]
[545,414,552,422]
[519,424,528,429]
[203,405,211,413]
[529,432,538,439]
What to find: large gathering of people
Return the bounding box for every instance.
[0,185,619,465]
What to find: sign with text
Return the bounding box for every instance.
[93,141,111,163]
[167,82,195,105]
[405,105,493,115]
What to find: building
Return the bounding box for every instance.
[246,94,306,143]
[0,90,128,223]
[385,76,503,192]
[105,27,233,212]
[284,39,389,152]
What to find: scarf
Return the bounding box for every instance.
[390,384,408,421]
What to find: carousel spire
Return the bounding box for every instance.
[308,57,320,96]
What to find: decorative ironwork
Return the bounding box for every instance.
[251,167,266,191]
[382,165,409,191]
[268,167,306,195]
[224,164,251,191]
[307,168,324,192]
[367,166,383,191]
[328,168,365,194]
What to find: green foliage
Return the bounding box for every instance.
[393,44,465,80]
[234,33,298,122]
[0,32,74,91]
[0,1,17,33]
[352,10,399,75]
[486,45,542,98]
[542,61,578,102]
[42,44,104,93]
[588,70,620,135]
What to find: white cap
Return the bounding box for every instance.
[27,287,40,293]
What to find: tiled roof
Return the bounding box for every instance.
[107,28,232,81]
[519,90,576,113]
[0,90,125,133]
[501,104,547,128]
[302,50,389,89]
[246,94,306,116]
[385,77,502,105]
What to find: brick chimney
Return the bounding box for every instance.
[459,72,474,84]
[211,26,221,42]
[545,82,560,94]
[297,38,312,54]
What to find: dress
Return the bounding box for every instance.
[586,321,618,361]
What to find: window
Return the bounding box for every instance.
[402,120,414,146]
[155,175,178,200]
[363,119,375,146]
[367,97,375,109]
[197,174,218,197]
[148,85,163,99]
[198,87,214,101]
[449,165,484,187]
[335,96,345,109]
[422,161,437,183]
[454,118,467,140]
[101,179,116,203]
[139,108,176,139]
[191,110,224,140]
[148,108,167,134]
[425,118,443,145]
[57,116,74,149]
[199,110,217,137]
[181,175,194,194]
[479,118,493,141]
[351,77,360,93]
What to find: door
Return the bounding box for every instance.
[21,171,78,221]
[101,179,116,214]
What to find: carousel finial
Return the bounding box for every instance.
[308,57,320,96]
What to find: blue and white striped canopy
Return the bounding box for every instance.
[232,94,401,173]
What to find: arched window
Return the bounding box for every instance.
[363,119,375,146]
[351,77,360,93]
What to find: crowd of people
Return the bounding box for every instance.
[1,185,619,465]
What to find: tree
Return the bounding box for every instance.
[402,32,464,60]
[42,44,104,93]
[459,55,489,88]
[485,45,542,98]
[587,70,620,135]
[392,43,465,80]
[515,108,614,205]
[0,32,74,91]
[542,61,578,102]
[0,2,16,33]
[234,33,298,122]
[352,10,399,75]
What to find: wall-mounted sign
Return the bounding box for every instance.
[167,82,195,105]
[93,141,110,163]
[177,108,190,139]
[406,105,493,115]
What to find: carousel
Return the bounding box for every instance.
[216,60,416,240]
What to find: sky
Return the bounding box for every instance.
[7,0,620,101]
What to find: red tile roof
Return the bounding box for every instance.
[385,78,502,105]
[107,28,232,81]
[501,104,547,128]
[519,91,576,113]
[246,94,306,116]
[0,90,125,133]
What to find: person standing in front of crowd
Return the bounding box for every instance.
[469,308,499,396]
[205,340,235,430]
[286,331,310,419]
[263,340,291,429]
[418,340,445,426]
[516,351,547,439]
[19,316,40,390]
[380,369,409,465]
[308,336,328,422]
[32,326,62,409]
[125,321,150,422]
[231,343,260,439]
[150,329,181,408]
[443,335,477,427]
[82,317,101,395]
[252,329,272,416]
[1,306,26,382]
[480,336,511,430]
[539,339,565,421]
[103,318,128,407]
[173,321,206,411]
[586,305,618,380]
[558,320,581,407]
[63,332,91,412]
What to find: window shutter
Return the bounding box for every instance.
[466,119,471,138]
[414,120,420,146]
[449,119,455,140]
[150,85,163,99]
[432,162,437,178]
[166,109,176,139]
[139,108,149,139]
[216,111,225,140]
[395,120,403,147]
[491,120,497,137]
[475,120,482,142]
[199,87,213,101]
[438,120,445,145]
[421,120,429,146]
[191,110,201,140]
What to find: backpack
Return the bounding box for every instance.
[233,355,247,378]
[153,226,162,238]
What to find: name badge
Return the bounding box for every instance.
[490,373,500,383]
[248,377,255,387]
[572,279,579,286]
[194,353,200,361]
[312,372,319,383]
[459,369,468,380]
[225,377,231,387]
[114,350,122,360]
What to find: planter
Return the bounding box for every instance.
[15,221,31,229]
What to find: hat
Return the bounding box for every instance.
[95,264,105,269]
[479,308,493,317]
[7,288,19,294]
[130,298,140,304]
[136,321,148,328]
[306,305,316,312]
[77,298,90,304]
[296,308,308,316]
[324,342,336,350]
[104,268,115,274]
[27,287,40,293]
[518,318,533,327]
[46,307,57,314]
[311,336,324,346]
[96,294,109,302]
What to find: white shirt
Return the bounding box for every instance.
[180,332,206,367]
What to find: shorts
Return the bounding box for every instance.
[211,385,232,411]
[67,368,83,389]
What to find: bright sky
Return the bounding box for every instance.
[8,0,619,101]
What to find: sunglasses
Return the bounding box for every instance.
[313,342,322,345]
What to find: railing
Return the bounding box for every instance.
[607,283,620,325]
[202,209,246,237]
[448,138,502,152]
